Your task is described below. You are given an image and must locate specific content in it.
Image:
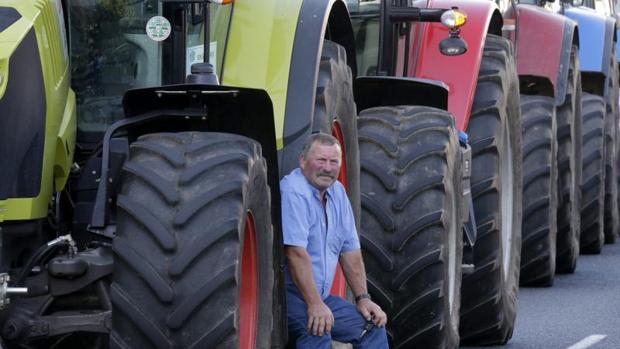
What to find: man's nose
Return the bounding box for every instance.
[323,162,338,173]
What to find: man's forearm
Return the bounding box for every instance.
[285,246,323,305]
[339,250,368,297]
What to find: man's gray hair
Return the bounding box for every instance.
[301,133,341,158]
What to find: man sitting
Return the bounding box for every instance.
[281,133,389,348]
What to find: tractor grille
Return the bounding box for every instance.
[0,28,45,200]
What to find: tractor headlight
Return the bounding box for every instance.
[440,9,467,29]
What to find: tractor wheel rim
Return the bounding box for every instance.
[240,212,258,349]
[332,120,349,191]
[501,118,514,279]
[330,120,348,297]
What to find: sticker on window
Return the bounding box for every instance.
[186,42,217,75]
[146,16,171,42]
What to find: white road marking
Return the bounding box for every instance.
[566,335,608,349]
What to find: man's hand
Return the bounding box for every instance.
[307,301,334,336]
[356,298,387,327]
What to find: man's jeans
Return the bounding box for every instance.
[287,291,389,349]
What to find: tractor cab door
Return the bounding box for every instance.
[64,0,233,142]
[345,0,429,77]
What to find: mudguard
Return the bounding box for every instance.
[279,0,356,176]
[222,0,357,176]
[353,76,449,112]
[91,84,279,231]
[564,6,616,78]
[412,0,502,131]
[508,4,577,106]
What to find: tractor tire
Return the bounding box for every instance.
[459,34,522,345]
[313,40,360,298]
[555,46,583,273]
[519,95,558,286]
[580,93,606,254]
[604,53,619,244]
[313,40,360,216]
[111,132,282,349]
[358,106,462,349]
[616,58,620,245]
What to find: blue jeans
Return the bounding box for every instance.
[287,291,389,349]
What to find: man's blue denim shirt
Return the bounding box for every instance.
[281,168,360,300]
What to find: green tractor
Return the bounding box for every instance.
[0,0,466,347]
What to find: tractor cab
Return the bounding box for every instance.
[65,0,232,140]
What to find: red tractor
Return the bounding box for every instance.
[498,0,583,279]
[346,0,581,347]
[347,0,521,347]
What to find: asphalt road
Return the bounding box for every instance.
[464,242,620,349]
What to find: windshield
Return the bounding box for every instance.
[345,0,382,76]
[66,0,233,133]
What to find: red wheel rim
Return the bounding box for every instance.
[240,212,258,349]
[331,121,348,297]
[332,121,349,191]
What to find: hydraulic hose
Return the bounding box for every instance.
[15,235,76,285]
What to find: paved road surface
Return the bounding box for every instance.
[464,242,620,349]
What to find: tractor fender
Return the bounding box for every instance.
[511,4,578,106]
[89,84,281,232]
[564,6,616,78]
[279,0,356,176]
[221,0,356,170]
[353,76,449,113]
[413,0,503,131]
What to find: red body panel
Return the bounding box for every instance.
[409,0,498,131]
[511,4,567,96]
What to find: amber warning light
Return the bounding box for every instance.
[439,8,468,56]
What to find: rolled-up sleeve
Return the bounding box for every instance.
[281,191,310,248]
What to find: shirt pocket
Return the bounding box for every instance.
[328,232,345,255]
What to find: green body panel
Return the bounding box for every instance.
[0,0,76,222]
[222,0,303,150]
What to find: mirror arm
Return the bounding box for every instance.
[389,7,447,23]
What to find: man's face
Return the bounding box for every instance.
[300,142,342,192]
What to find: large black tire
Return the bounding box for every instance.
[555,46,583,273]
[580,93,606,254]
[459,34,522,345]
[604,53,619,244]
[111,132,282,349]
[616,59,620,244]
[519,95,557,286]
[615,61,620,243]
[359,106,463,349]
[313,40,360,219]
